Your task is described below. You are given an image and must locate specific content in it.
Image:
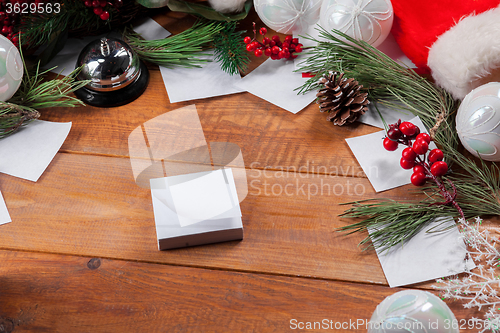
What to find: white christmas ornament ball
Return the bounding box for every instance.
[456,82,500,161]
[0,35,23,102]
[254,0,322,34]
[320,0,393,47]
[368,290,458,333]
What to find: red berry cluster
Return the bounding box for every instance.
[243,23,303,60]
[82,0,122,21]
[383,120,448,187]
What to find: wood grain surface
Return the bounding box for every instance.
[0,8,488,332]
[0,250,483,333]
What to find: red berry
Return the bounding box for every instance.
[289,43,296,51]
[430,161,448,177]
[272,35,280,42]
[383,137,398,151]
[100,11,109,20]
[295,45,303,53]
[99,0,106,6]
[259,27,267,35]
[400,157,415,170]
[246,44,255,52]
[416,133,431,144]
[272,46,280,54]
[282,42,289,49]
[284,35,292,43]
[411,172,427,186]
[412,140,429,155]
[278,51,285,59]
[270,54,278,60]
[387,127,402,140]
[264,48,272,56]
[93,7,103,15]
[292,38,299,44]
[1,26,7,34]
[243,36,251,44]
[251,41,259,48]
[254,49,263,57]
[84,0,92,6]
[269,41,276,47]
[262,37,270,45]
[399,122,417,136]
[92,0,100,6]
[402,147,417,161]
[428,149,444,164]
[282,47,289,53]
[284,51,291,59]
[413,165,426,174]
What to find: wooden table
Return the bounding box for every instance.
[0,11,482,333]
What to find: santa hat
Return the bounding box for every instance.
[390,0,500,100]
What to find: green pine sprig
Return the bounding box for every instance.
[0,54,88,139]
[124,21,224,68]
[212,21,249,75]
[297,27,500,250]
[20,0,101,48]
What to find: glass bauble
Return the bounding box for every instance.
[368,290,458,333]
[0,35,23,102]
[456,82,500,161]
[254,0,322,34]
[320,0,393,47]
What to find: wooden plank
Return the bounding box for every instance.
[0,249,480,333]
[39,69,381,178]
[0,152,426,285]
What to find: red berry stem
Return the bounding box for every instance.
[384,119,464,219]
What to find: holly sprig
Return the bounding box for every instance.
[383,119,464,219]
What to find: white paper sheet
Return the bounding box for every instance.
[168,169,240,226]
[235,58,315,114]
[133,17,172,41]
[0,120,72,181]
[346,116,436,192]
[160,54,244,103]
[371,217,475,287]
[150,169,242,241]
[357,102,416,129]
[0,190,11,225]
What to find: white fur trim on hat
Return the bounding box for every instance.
[428,6,500,100]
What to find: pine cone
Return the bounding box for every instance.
[316,72,370,126]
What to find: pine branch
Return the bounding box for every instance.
[0,55,88,139]
[19,0,100,48]
[124,21,225,68]
[9,65,89,110]
[298,28,500,250]
[212,22,249,75]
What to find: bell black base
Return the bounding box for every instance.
[74,61,149,108]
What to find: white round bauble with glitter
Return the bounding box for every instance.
[254,0,322,34]
[368,290,458,333]
[0,35,23,102]
[456,82,500,162]
[320,0,393,47]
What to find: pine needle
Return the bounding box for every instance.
[124,21,225,68]
[212,22,249,75]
